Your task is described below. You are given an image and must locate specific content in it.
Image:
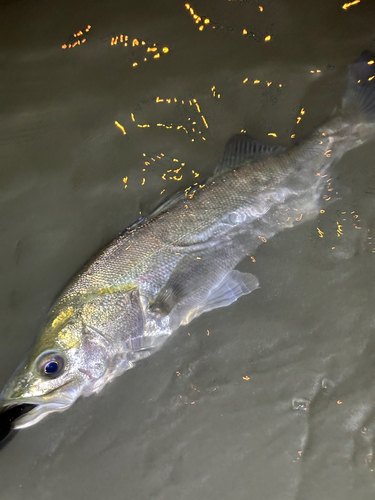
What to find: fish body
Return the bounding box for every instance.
[1,51,375,435]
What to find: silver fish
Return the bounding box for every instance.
[1,51,375,438]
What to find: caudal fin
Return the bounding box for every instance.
[342,50,375,122]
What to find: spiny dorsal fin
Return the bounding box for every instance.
[123,134,285,233]
[214,133,285,176]
[124,184,200,232]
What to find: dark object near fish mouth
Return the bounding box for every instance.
[0,404,37,445]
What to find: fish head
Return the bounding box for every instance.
[0,305,115,430]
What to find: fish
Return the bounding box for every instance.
[1,50,375,442]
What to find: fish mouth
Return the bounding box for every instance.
[1,398,73,429]
[0,404,38,443]
[0,382,80,441]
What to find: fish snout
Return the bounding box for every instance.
[0,380,80,445]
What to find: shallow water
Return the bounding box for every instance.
[1,0,375,498]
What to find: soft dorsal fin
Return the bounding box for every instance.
[214,133,285,176]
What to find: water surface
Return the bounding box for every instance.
[1,1,375,499]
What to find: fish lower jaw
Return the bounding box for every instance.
[12,400,74,429]
[0,397,76,432]
[1,383,80,429]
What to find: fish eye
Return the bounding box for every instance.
[36,351,66,379]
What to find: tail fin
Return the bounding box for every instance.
[342,50,375,122]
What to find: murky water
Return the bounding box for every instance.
[1,0,375,498]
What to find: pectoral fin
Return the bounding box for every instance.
[125,335,169,352]
[182,270,259,324]
[150,254,211,315]
[202,270,259,310]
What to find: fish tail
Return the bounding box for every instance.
[342,50,375,125]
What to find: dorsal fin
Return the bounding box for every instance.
[124,183,200,232]
[123,134,285,233]
[214,133,285,176]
